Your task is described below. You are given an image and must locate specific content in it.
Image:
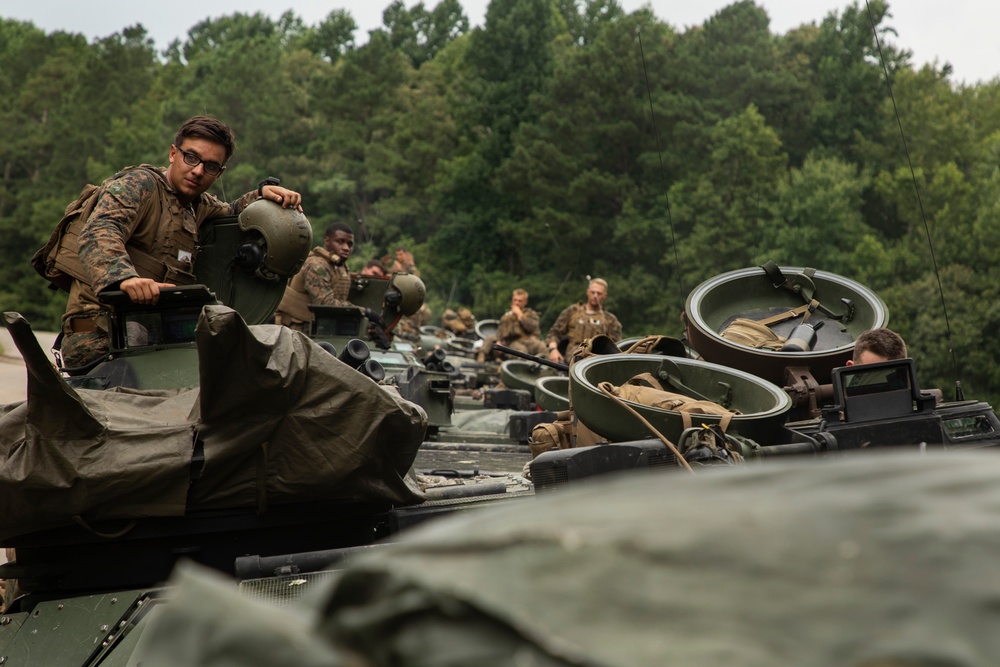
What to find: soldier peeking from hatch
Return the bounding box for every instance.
[273,222,355,333]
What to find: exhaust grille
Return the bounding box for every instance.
[238,570,339,607]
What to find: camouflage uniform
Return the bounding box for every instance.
[60,166,259,368]
[480,307,546,361]
[390,258,420,277]
[546,302,622,356]
[273,247,351,333]
[394,303,431,342]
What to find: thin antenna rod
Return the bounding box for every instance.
[864,1,963,399]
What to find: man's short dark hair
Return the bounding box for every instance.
[326,222,354,237]
[175,116,237,161]
[853,328,907,362]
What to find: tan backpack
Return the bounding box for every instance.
[720,318,786,350]
[600,372,740,430]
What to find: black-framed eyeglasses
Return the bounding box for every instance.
[173,145,225,176]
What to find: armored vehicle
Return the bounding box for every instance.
[531,262,1000,492]
[1,245,998,664]
[0,201,529,665]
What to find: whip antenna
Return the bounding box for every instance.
[865,1,963,400]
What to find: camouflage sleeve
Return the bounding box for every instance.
[546,305,573,346]
[197,189,259,221]
[607,312,623,342]
[78,169,160,294]
[497,312,516,341]
[303,259,350,306]
[520,308,540,335]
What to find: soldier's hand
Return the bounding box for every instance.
[121,277,175,305]
[262,185,304,212]
[548,348,563,364]
[510,304,523,318]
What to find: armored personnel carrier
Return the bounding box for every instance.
[1,234,998,663]
[0,202,530,664]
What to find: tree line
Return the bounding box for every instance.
[3,0,1000,405]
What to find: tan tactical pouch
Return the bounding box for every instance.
[720,318,786,350]
[529,410,574,459]
[600,372,739,430]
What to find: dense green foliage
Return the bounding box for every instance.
[3,0,1000,404]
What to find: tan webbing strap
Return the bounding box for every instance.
[679,409,733,432]
[627,372,666,391]
[754,302,813,327]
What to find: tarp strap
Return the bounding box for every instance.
[73,515,138,539]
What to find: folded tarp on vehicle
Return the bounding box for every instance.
[0,306,426,540]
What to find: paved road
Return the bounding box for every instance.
[0,328,59,405]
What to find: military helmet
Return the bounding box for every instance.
[237,200,312,281]
[385,272,425,316]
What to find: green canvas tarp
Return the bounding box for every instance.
[138,451,1000,667]
[0,306,426,540]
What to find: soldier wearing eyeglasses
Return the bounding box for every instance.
[57,115,303,369]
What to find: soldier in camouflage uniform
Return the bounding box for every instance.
[273,222,355,333]
[58,115,303,369]
[360,260,387,278]
[393,303,432,343]
[389,246,419,277]
[546,278,622,364]
[478,289,546,362]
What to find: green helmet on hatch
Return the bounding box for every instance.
[237,199,312,281]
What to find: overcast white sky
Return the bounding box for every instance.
[4,0,996,85]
